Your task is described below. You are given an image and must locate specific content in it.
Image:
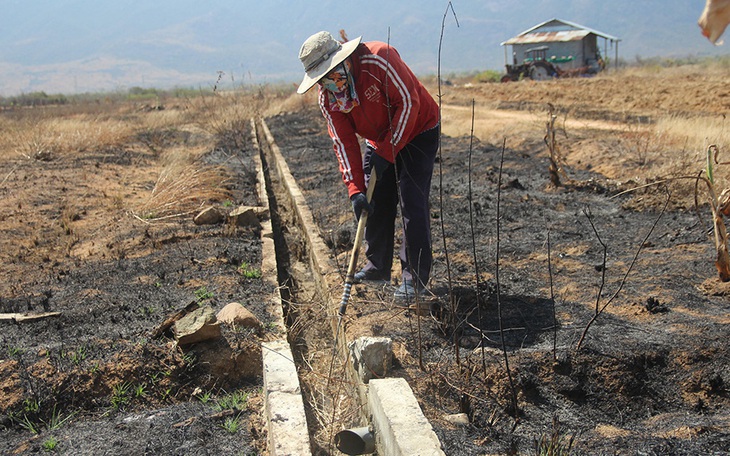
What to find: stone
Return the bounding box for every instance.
[186,336,262,387]
[174,305,221,345]
[216,302,263,334]
[444,413,470,426]
[193,206,224,225]
[229,206,268,227]
[349,336,393,384]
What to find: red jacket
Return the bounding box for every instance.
[318,41,440,197]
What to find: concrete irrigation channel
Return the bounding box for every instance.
[251,118,445,456]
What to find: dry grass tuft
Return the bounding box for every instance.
[662,115,730,189]
[624,114,730,207]
[0,95,244,223]
[134,146,232,221]
[59,117,136,154]
[266,89,318,117]
[190,92,257,126]
[1,115,135,160]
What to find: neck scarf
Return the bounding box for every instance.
[322,62,359,113]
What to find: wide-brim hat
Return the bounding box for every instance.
[297,31,362,94]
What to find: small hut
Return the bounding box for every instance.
[501,18,620,74]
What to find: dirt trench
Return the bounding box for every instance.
[253,118,364,454]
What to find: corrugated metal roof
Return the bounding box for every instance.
[502,30,590,45]
[500,18,621,46]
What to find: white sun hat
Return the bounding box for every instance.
[297,31,362,94]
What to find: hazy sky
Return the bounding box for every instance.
[1,1,721,96]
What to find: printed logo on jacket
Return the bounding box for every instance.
[364,85,381,103]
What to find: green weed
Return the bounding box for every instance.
[110,381,132,410]
[16,413,41,434]
[221,415,241,434]
[195,286,213,301]
[11,403,74,436]
[161,387,173,402]
[263,321,277,331]
[47,405,75,431]
[134,384,148,398]
[198,391,212,404]
[148,372,161,385]
[214,390,249,411]
[69,346,86,365]
[239,262,262,279]
[533,416,575,456]
[473,69,502,83]
[42,436,59,452]
[182,352,197,367]
[23,398,40,414]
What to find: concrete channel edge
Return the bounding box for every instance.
[251,119,312,455]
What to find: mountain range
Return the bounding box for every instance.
[0,0,723,96]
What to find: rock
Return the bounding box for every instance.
[185,336,262,389]
[193,206,224,225]
[229,206,268,227]
[174,305,221,345]
[349,336,393,383]
[444,413,470,426]
[216,302,263,334]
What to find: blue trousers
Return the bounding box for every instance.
[362,125,439,286]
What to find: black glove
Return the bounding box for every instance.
[364,146,392,179]
[350,192,374,220]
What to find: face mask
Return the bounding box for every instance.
[320,64,349,93]
[320,60,359,113]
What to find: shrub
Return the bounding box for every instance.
[473,70,503,83]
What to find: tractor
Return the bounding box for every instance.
[501,46,559,82]
[501,45,605,82]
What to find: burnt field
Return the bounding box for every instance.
[267,64,730,455]
[0,63,729,455]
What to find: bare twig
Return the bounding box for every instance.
[704,144,730,280]
[467,99,486,375]
[575,191,669,351]
[546,227,557,360]
[437,0,460,366]
[495,138,519,417]
[1,164,19,186]
[0,312,61,322]
[611,156,730,281]
[131,209,200,224]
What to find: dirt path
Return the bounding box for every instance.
[441,104,633,141]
